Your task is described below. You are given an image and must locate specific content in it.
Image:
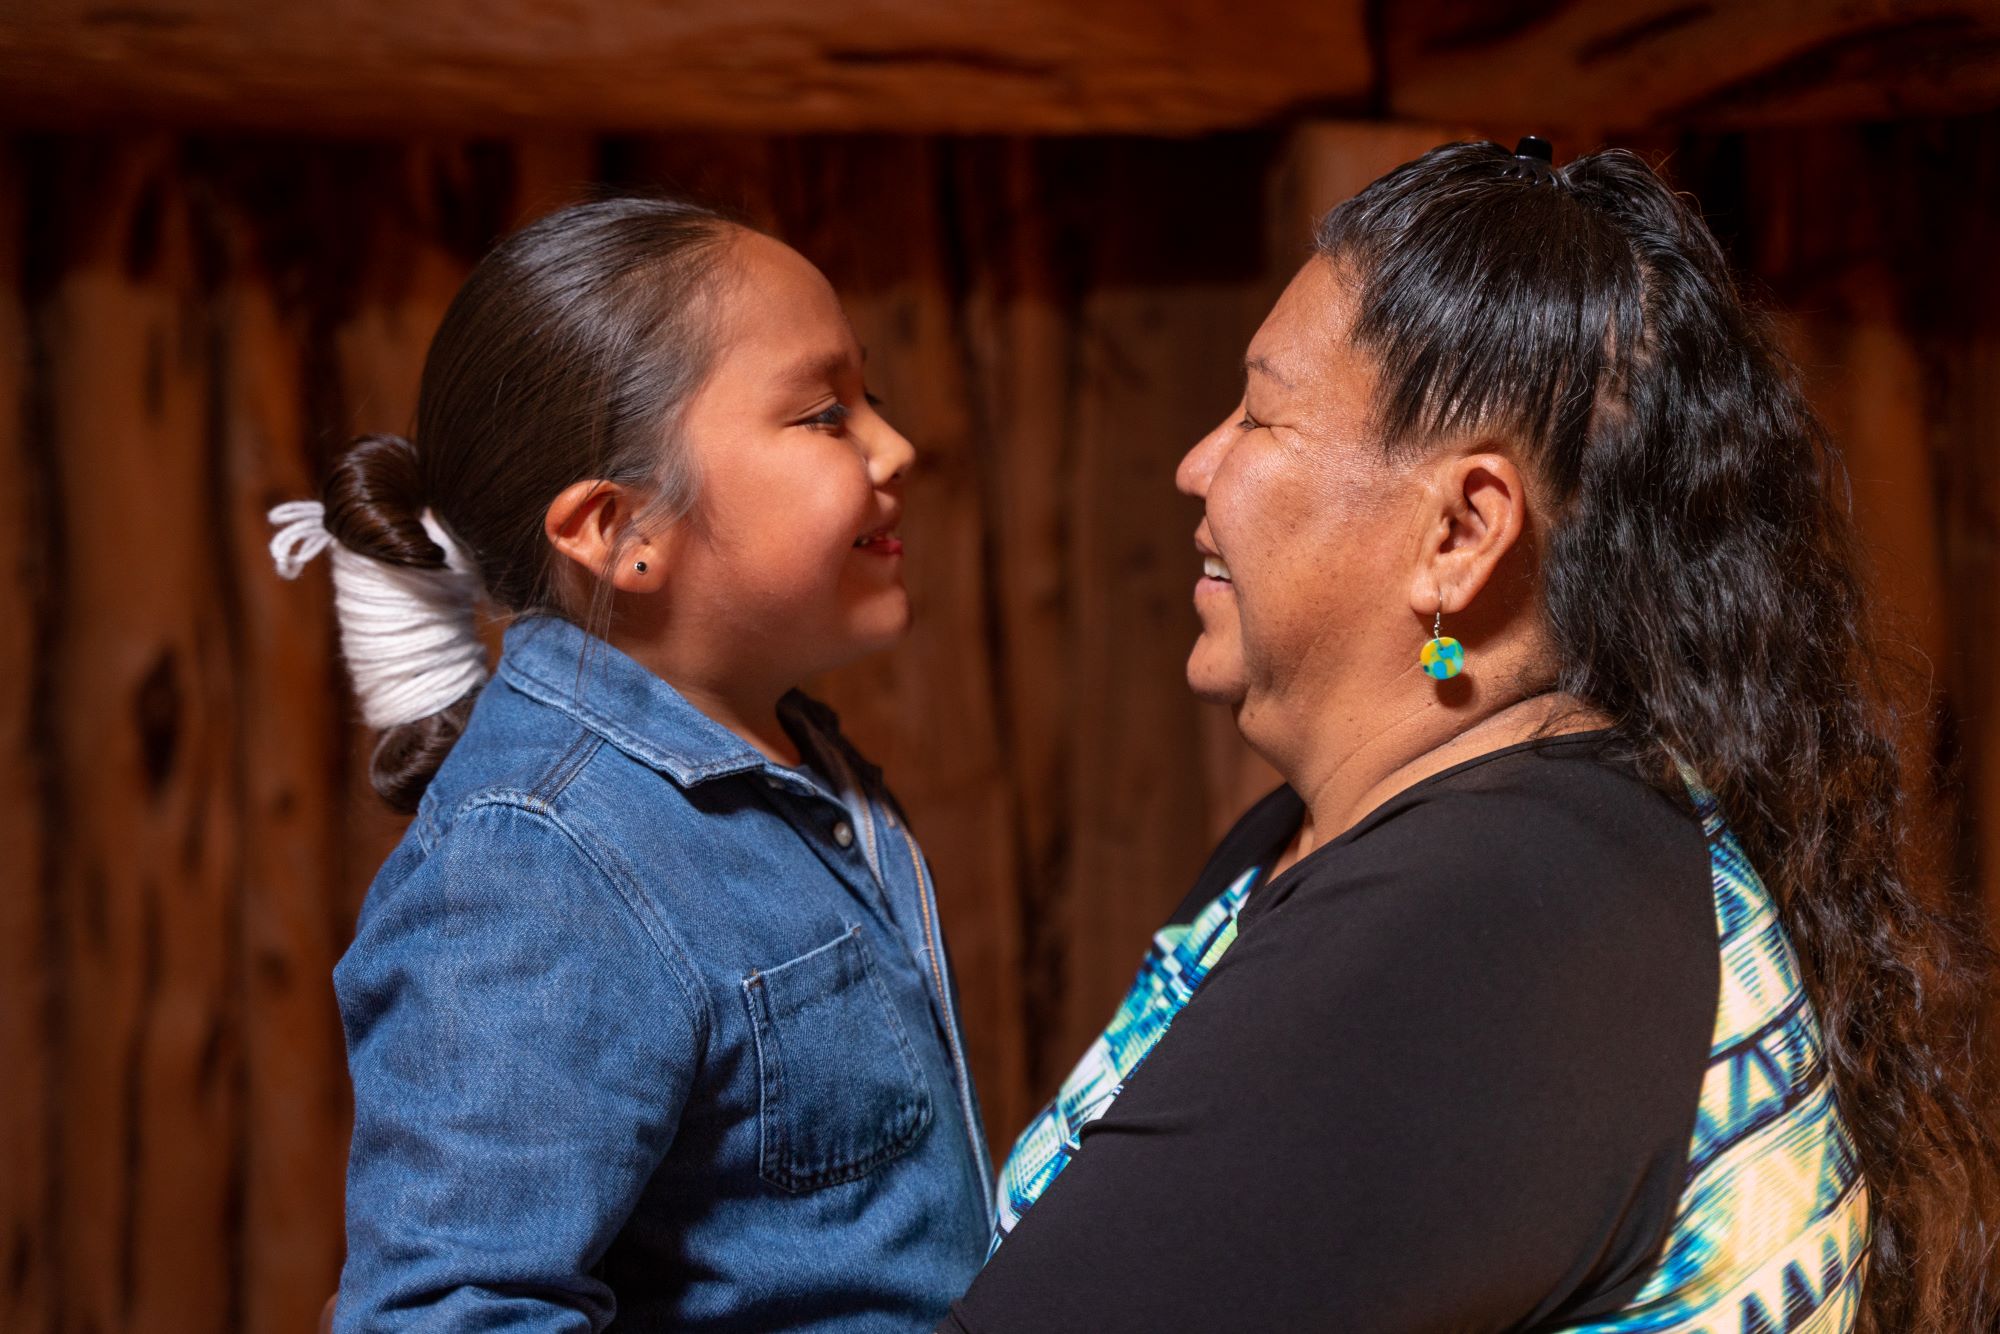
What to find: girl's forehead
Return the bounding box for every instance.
[693,238,861,401]
[719,234,845,330]
[727,231,837,305]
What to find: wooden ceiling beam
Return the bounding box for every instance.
[0,0,1374,134]
[1382,0,2000,134]
[3,0,1998,136]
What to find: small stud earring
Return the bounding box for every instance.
[634,560,648,574]
[1421,607,1466,680]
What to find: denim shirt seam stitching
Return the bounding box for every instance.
[446,789,717,1050]
[496,657,757,786]
[527,728,604,808]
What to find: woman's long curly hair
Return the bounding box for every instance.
[1318,141,2000,1331]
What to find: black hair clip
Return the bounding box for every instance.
[1501,135,1559,185]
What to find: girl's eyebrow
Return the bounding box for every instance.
[774,349,854,391]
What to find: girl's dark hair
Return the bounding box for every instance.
[1316,141,2000,1330]
[321,196,737,812]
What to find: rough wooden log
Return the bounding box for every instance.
[9,0,2000,136]
[0,139,55,1334]
[208,210,353,1334]
[37,136,241,1334]
[1385,0,2000,134]
[0,0,1372,134]
[1051,135,1277,1078]
[948,139,1079,1099]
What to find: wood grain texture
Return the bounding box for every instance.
[1047,136,1278,1079]
[9,0,2000,136]
[1385,0,2000,134]
[948,140,1084,1096]
[36,137,241,1334]
[5,116,1999,1332]
[0,0,1372,135]
[0,138,56,1334]
[208,205,352,1334]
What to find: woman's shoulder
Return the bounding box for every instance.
[1168,785,1306,923]
[1289,733,1712,931]
[1232,735,1721,1053]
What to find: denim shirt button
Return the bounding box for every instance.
[833,820,855,849]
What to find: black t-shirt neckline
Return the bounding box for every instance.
[1246,727,1620,903]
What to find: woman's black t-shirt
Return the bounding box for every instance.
[941,731,1721,1333]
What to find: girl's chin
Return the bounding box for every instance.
[843,588,914,648]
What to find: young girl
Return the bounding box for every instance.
[268,198,992,1331]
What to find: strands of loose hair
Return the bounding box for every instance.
[1318,141,2000,1332]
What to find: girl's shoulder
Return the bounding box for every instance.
[350,770,715,1034]
[419,667,698,837]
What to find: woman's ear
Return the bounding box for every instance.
[545,480,666,593]
[1407,452,1529,617]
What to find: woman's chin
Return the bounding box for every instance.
[1185,638,1247,705]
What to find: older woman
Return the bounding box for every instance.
[941,141,1997,1332]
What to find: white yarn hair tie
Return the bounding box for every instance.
[267,500,491,730]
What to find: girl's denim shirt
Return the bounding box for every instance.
[332,615,993,1332]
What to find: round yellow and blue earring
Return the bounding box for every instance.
[1420,608,1465,681]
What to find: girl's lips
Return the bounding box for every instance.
[855,532,903,557]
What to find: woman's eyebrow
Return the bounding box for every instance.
[1245,354,1294,390]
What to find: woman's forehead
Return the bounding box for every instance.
[1245,260,1378,437]
[1247,258,1360,393]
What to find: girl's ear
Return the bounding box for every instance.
[545,480,666,593]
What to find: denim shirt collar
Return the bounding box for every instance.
[494,614,833,792]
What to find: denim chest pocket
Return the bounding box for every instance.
[742,925,934,1193]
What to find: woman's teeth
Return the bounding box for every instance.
[1203,555,1232,582]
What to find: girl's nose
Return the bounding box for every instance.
[868,418,917,487]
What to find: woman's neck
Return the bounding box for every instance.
[1272,688,1609,867]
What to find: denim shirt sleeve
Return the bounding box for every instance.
[332,796,706,1332]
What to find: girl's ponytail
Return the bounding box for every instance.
[269,195,737,812]
[269,433,489,813]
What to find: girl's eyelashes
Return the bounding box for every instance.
[802,392,883,430]
[804,402,852,430]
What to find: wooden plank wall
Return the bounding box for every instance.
[3,117,1994,1332]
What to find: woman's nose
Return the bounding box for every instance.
[1176,412,1235,499]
